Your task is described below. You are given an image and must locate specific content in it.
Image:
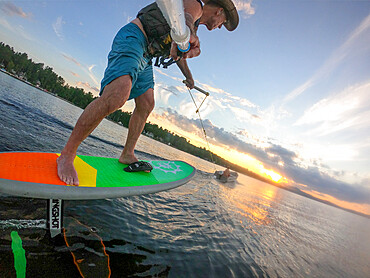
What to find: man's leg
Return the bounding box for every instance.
[57,75,132,185]
[119,88,154,164]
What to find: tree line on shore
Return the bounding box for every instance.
[0,42,95,109]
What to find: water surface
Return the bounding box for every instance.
[1,72,369,277]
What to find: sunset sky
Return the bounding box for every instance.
[1,0,370,215]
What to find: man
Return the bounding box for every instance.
[222,167,231,178]
[57,0,239,185]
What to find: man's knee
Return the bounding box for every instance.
[101,75,132,113]
[135,89,155,116]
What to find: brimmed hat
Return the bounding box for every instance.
[204,0,239,31]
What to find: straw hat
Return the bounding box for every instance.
[204,0,239,31]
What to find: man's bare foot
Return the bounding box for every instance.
[118,153,138,165]
[57,154,79,186]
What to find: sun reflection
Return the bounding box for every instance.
[222,177,279,226]
[233,202,270,226]
[263,188,277,201]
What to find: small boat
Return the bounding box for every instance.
[214,170,238,183]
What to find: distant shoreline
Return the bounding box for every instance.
[1,68,79,106]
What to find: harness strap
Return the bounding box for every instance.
[154,50,184,68]
[155,57,177,68]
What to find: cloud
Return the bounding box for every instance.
[233,0,256,18]
[237,129,249,138]
[87,64,99,87]
[1,2,31,18]
[284,163,370,205]
[283,13,370,103]
[154,71,266,134]
[157,107,270,161]
[266,143,297,166]
[153,107,198,133]
[70,71,80,77]
[126,16,133,24]
[294,81,370,137]
[53,16,65,40]
[154,68,182,82]
[76,81,99,93]
[265,143,370,204]
[0,14,34,41]
[62,53,81,66]
[178,78,260,122]
[62,53,100,89]
[155,70,258,115]
[0,16,12,30]
[154,83,183,106]
[227,105,262,125]
[197,82,229,96]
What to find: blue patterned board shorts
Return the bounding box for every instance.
[100,23,154,100]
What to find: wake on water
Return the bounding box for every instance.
[0,219,46,230]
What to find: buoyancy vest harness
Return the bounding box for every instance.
[137,1,203,68]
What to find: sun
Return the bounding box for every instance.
[259,165,282,182]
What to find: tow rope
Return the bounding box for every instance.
[183,80,216,168]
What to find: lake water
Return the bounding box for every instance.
[0,71,369,277]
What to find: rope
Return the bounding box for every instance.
[186,87,216,170]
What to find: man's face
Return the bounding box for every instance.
[206,8,227,30]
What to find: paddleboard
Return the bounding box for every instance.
[0,152,195,200]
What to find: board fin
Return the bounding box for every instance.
[47,199,64,238]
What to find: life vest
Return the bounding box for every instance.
[137,1,203,68]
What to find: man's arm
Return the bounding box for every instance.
[172,0,203,88]
[170,0,202,60]
[176,59,194,89]
[183,0,203,26]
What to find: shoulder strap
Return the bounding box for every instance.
[194,0,203,28]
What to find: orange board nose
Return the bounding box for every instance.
[0,152,66,185]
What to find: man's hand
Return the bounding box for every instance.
[184,77,195,89]
[184,34,200,59]
[170,42,181,61]
[170,33,200,61]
